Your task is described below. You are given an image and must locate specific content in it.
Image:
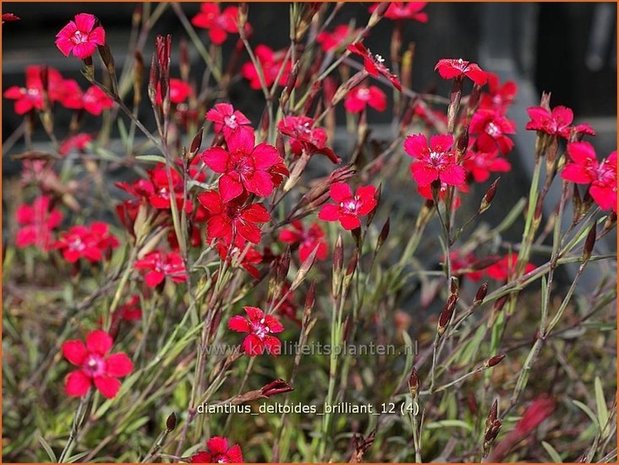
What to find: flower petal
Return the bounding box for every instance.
[65,370,91,397]
[86,330,113,355]
[329,182,352,202]
[62,340,88,366]
[105,353,134,378]
[94,375,121,399]
[228,315,251,333]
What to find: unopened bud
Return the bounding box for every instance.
[408,367,419,397]
[166,412,177,431]
[376,218,390,251]
[583,224,596,262]
[479,178,499,214]
[484,354,505,368]
[261,379,293,397]
[474,282,488,304]
[438,294,458,336]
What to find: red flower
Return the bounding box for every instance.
[114,295,142,322]
[4,66,54,114]
[2,13,20,23]
[156,78,192,105]
[417,180,467,209]
[62,329,133,399]
[344,85,387,113]
[279,220,329,262]
[206,103,252,139]
[228,306,284,356]
[54,222,119,263]
[369,2,428,22]
[215,240,263,279]
[347,42,402,91]
[479,72,517,114]
[55,13,106,59]
[277,115,340,163]
[56,79,84,110]
[470,109,516,154]
[134,250,187,287]
[59,133,93,156]
[486,253,535,281]
[316,24,358,52]
[562,142,617,212]
[15,195,63,251]
[525,105,574,139]
[318,182,377,230]
[197,191,270,244]
[191,3,239,45]
[572,123,596,138]
[82,85,114,115]
[450,250,484,281]
[515,395,555,435]
[463,145,511,183]
[201,129,285,201]
[190,436,244,463]
[404,134,466,187]
[241,45,291,90]
[434,58,488,86]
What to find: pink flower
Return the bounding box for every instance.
[525,105,574,139]
[134,250,187,287]
[59,133,93,156]
[277,115,340,163]
[4,66,55,114]
[215,240,263,279]
[190,436,244,463]
[114,295,142,322]
[201,128,285,201]
[347,42,402,90]
[15,195,63,251]
[191,3,240,45]
[479,72,517,114]
[404,134,466,187]
[241,45,291,90]
[228,306,284,356]
[344,85,387,113]
[561,142,617,212]
[279,220,329,262]
[62,330,133,399]
[55,13,106,59]
[197,191,270,244]
[206,103,252,139]
[54,222,119,263]
[82,85,114,115]
[370,2,428,22]
[463,145,512,183]
[470,109,516,154]
[486,253,535,281]
[434,58,488,86]
[318,182,377,230]
[56,79,84,110]
[316,24,358,52]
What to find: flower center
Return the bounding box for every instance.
[69,237,86,252]
[71,30,88,45]
[340,198,359,214]
[251,317,270,340]
[224,114,238,129]
[486,122,501,137]
[357,88,370,100]
[82,353,106,377]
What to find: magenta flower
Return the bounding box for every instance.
[55,13,105,59]
[435,58,488,86]
[318,182,378,230]
[525,105,574,139]
[228,306,284,356]
[206,102,252,139]
[191,437,244,463]
[15,195,63,251]
[344,85,387,113]
[134,250,188,288]
[62,330,133,399]
[404,134,466,187]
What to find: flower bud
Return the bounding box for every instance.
[484,354,505,368]
[408,367,420,397]
[166,412,177,431]
[583,224,596,262]
[261,379,293,397]
[376,218,390,251]
[437,294,458,336]
[474,282,488,304]
[479,178,499,214]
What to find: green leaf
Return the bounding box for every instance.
[594,377,609,433]
[425,420,473,432]
[36,431,57,462]
[67,451,91,463]
[136,154,167,164]
[572,399,600,430]
[541,441,562,462]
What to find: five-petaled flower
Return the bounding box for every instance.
[228,306,284,356]
[15,195,63,251]
[190,436,244,463]
[59,133,93,156]
[347,42,402,90]
[485,253,535,281]
[156,78,192,105]
[206,102,252,139]
[525,105,574,139]
[241,45,291,90]
[404,134,466,187]
[319,182,378,230]
[54,222,119,263]
[434,58,488,86]
[62,329,133,399]
[55,13,106,59]
[191,3,240,45]
[316,24,359,52]
[277,115,340,163]
[344,85,387,114]
[370,2,428,22]
[463,145,511,183]
[82,85,114,115]
[561,142,617,212]
[470,109,516,154]
[134,250,188,288]
[279,220,329,262]
[197,191,271,244]
[201,129,285,201]
[114,295,143,322]
[3,65,65,115]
